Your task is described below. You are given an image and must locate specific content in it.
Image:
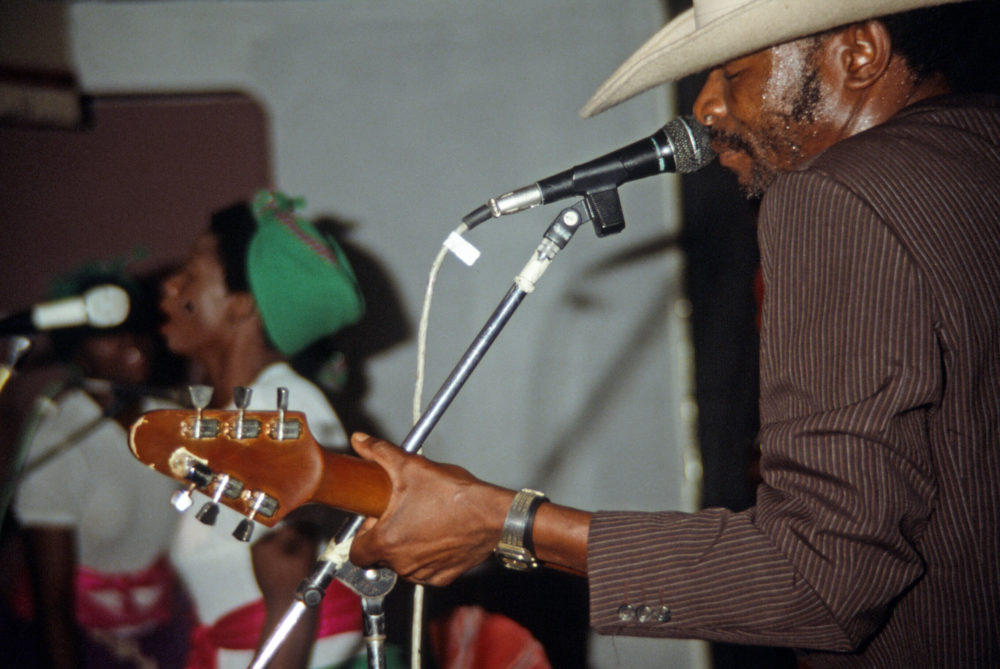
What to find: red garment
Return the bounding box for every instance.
[184,580,361,669]
[11,554,179,632]
[76,556,178,629]
[430,605,551,669]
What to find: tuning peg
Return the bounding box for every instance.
[234,385,252,409]
[275,387,288,440]
[232,491,275,542]
[188,385,218,438]
[231,385,261,438]
[195,473,231,526]
[188,384,213,410]
[171,460,214,513]
[170,483,196,512]
[232,386,253,438]
[183,460,215,488]
[195,501,219,525]
[269,387,300,440]
[232,517,255,542]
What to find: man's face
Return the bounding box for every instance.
[77,332,152,386]
[694,36,838,198]
[159,232,237,359]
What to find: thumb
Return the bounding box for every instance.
[351,432,404,467]
[351,432,378,458]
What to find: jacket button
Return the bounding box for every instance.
[636,605,654,622]
[617,605,635,622]
[654,605,671,622]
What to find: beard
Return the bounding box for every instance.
[711,125,805,199]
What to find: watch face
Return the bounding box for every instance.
[499,554,538,571]
[495,545,539,571]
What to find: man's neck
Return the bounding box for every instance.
[840,60,951,141]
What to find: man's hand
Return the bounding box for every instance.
[348,433,516,586]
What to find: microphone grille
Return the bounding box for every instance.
[84,284,131,328]
[665,116,716,174]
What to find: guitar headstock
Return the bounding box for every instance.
[129,385,325,541]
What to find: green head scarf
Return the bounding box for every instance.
[246,189,364,356]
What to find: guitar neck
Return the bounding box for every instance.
[311,449,391,518]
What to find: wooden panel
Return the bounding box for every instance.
[0,92,272,311]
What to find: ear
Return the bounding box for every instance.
[225,291,259,324]
[839,21,893,91]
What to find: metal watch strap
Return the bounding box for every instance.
[495,488,549,571]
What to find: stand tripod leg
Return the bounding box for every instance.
[363,595,389,669]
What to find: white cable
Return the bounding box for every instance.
[410,221,472,669]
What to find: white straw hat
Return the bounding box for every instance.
[580,0,970,118]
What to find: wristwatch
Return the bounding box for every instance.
[495,488,549,570]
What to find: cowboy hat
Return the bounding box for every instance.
[580,0,970,118]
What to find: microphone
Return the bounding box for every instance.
[463,115,715,227]
[0,284,131,337]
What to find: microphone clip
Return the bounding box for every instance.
[584,188,626,237]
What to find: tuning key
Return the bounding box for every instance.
[270,387,300,440]
[171,459,213,512]
[232,517,255,542]
[170,483,197,512]
[232,491,278,542]
[195,473,231,526]
[188,384,213,410]
[231,386,260,439]
[275,387,288,440]
[233,385,252,409]
[195,502,219,526]
[188,385,219,438]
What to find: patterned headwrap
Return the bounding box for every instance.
[246,189,364,356]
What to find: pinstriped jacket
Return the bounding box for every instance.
[587,95,1000,668]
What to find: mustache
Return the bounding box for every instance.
[710,128,757,158]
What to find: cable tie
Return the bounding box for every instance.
[444,231,481,266]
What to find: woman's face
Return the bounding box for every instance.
[159,232,239,361]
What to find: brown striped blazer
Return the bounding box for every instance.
[587,95,1000,668]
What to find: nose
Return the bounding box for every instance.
[693,68,726,128]
[160,272,180,301]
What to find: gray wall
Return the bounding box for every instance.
[16,2,708,666]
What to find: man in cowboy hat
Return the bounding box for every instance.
[346,1,999,666]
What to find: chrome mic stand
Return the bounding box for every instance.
[0,336,31,396]
[251,198,605,669]
[0,337,33,532]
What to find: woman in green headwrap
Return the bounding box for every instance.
[160,190,389,669]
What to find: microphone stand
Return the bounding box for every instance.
[0,337,33,533]
[0,336,31,396]
[250,196,610,669]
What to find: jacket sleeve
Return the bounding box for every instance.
[587,167,939,651]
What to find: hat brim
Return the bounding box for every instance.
[580,0,968,118]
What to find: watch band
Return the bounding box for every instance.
[495,488,549,571]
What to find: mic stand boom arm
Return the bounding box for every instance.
[250,198,601,669]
